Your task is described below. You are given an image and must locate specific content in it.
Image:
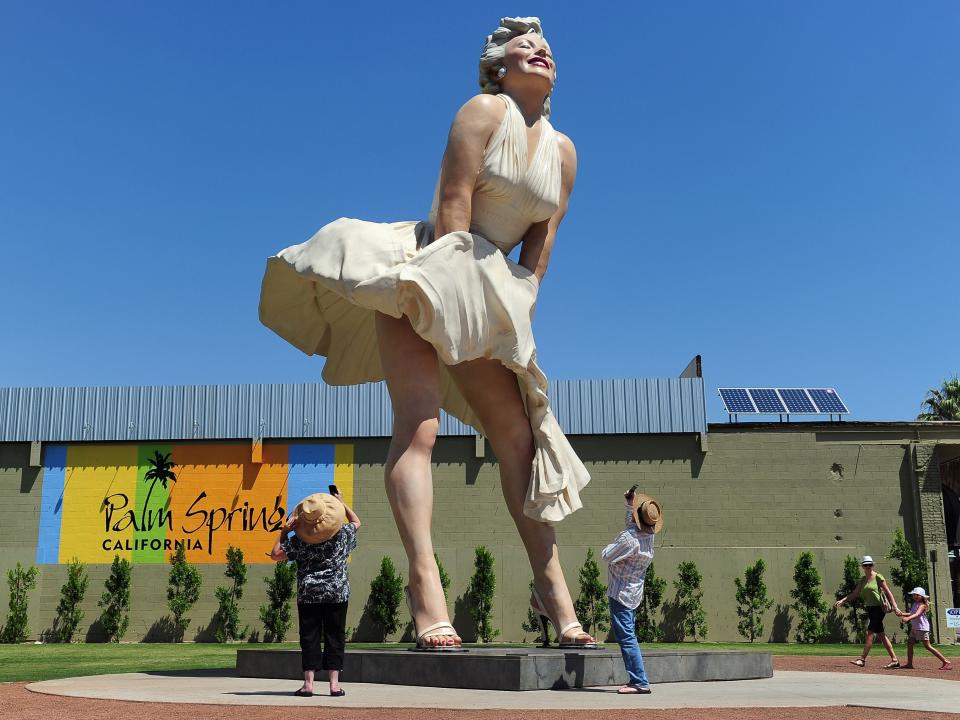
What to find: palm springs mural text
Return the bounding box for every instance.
[36,442,354,564]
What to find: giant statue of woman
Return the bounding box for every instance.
[260,17,595,650]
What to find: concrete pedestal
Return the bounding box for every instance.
[236,647,773,691]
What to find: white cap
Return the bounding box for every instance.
[861,555,874,565]
[909,586,929,599]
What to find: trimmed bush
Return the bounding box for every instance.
[734,559,773,642]
[369,557,404,641]
[467,546,499,643]
[98,555,132,642]
[674,560,707,641]
[435,553,451,601]
[888,528,928,606]
[835,555,866,643]
[53,558,89,643]
[635,563,666,642]
[214,546,249,642]
[791,551,827,643]
[573,548,609,637]
[521,579,549,644]
[260,560,297,642]
[1,563,40,644]
[167,543,202,642]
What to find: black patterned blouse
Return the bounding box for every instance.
[281,523,358,604]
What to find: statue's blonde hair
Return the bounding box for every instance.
[479,16,552,118]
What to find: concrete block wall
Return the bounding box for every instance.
[0,427,946,644]
[913,441,953,641]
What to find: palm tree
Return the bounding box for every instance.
[918,377,960,421]
[144,451,178,489]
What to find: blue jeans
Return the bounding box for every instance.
[609,596,650,688]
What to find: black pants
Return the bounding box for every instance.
[297,601,348,672]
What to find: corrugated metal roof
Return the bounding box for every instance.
[0,379,706,442]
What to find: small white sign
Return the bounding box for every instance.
[946,608,960,629]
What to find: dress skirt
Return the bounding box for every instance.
[259,217,589,523]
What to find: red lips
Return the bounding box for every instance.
[528,57,550,69]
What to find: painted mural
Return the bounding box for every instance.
[36,442,354,564]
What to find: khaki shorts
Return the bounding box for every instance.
[909,627,930,643]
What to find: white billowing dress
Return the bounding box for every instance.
[259,94,589,523]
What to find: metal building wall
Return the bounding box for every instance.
[0,379,707,442]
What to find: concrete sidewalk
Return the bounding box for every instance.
[26,671,960,714]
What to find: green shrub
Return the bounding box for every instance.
[53,558,88,643]
[888,528,928,606]
[435,553,451,601]
[835,555,866,643]
[467,546,499,643]
[214,546,249,643]
[98,555,132,642]
[260,560,297,642]
[734,559,773,642]
[791,551,827,643]
[635,563,666,642]
[674,560,707,641]
[521,579,550,644]
[1,563,40,644]
[573,548,609,637]
[167,543,202,642]
[369,557,404,641]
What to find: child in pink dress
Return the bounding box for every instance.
[897,587,952,671]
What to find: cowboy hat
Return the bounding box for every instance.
[631,493,664,534]
[293,493,345,544]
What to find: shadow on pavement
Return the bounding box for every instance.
[225,690,301,697]
[144,669,237,678]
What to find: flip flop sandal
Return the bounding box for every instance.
[293,688,313,697]
[884,661,901,669]
[939,664,953,671]
[330,689,346,697]
[617,685,652,694]
[850,658,865,667]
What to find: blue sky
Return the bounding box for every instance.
[1,2,957,422]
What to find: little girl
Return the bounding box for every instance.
[897,587,952,671]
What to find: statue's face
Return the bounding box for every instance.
[501,33,556,88]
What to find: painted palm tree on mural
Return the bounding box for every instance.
[144,451,178,489]
[918,376,960,421]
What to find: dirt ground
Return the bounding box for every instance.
[1,656,956,720]
[774,654,957,681]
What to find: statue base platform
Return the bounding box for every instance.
[237,646,773,691]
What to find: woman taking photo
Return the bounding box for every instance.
[835,555,902,668]
[260,17,595,650]
[270,490,361,696]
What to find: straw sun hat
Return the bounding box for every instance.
[293,493,345,544]
[631,493,664,534]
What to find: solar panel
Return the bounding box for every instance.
[719,388,755,413]
[779,388,817,414]
[748,388,787,413]
[807,388,849,414]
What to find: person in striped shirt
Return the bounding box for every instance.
[601,486,662,695]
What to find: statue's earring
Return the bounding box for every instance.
[497,66,507,79]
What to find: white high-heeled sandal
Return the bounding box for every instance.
[530,586,600,649]
[404,586,464,652]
